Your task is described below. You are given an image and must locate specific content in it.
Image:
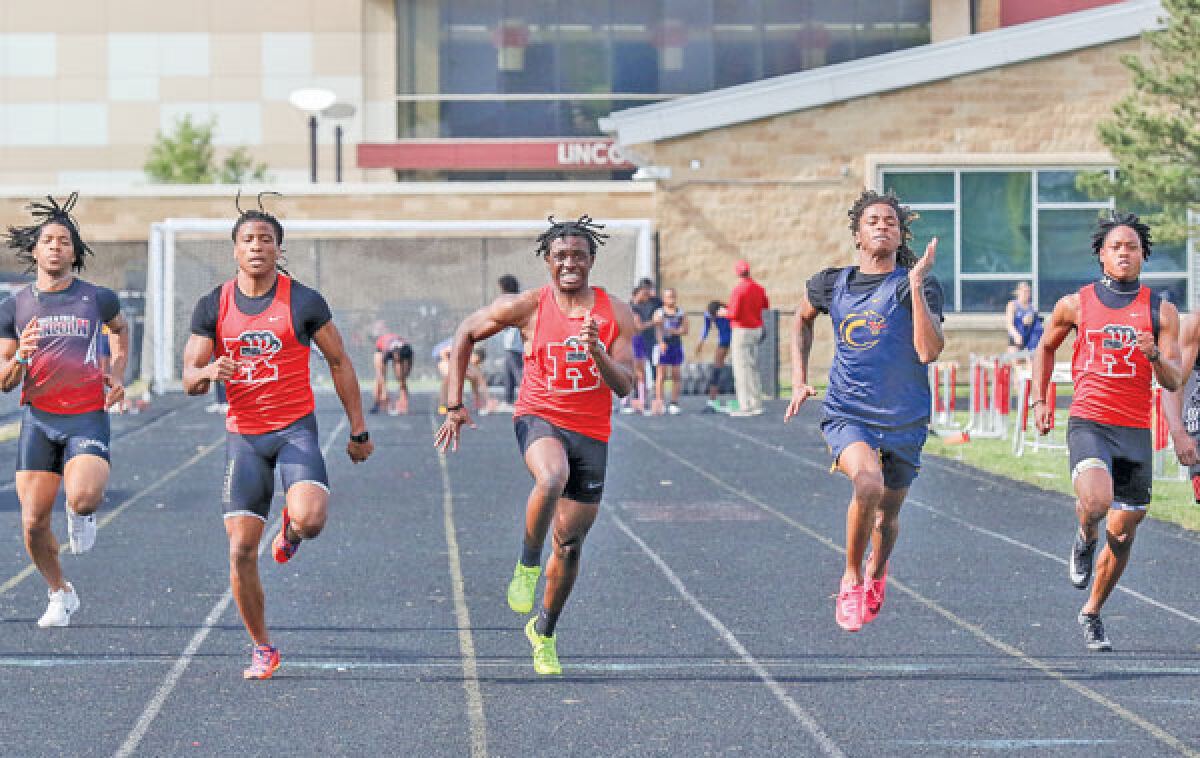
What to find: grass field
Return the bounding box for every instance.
[924,409,1200,532]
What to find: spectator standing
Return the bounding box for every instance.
[726,260,769,416]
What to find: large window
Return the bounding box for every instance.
[881,168,1190,313]
[399,0,932,140]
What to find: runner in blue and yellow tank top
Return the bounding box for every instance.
[786,190,945,633]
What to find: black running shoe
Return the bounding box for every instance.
[1077,611,1112,651]
[1069,531,1098,589]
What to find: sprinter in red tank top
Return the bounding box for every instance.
[1032,212,1182,652]
[181,196,373,680]
[435,216,635,676]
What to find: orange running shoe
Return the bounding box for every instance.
[862,564,888,624]
[243,644,281,680]
[835,578,864,632]
[272,507,299,564]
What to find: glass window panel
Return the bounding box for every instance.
[1144,238,1187,273]
[1036,170,1092,203]
[1037,208,1103,307]
[661,0,714,93]
[961,280,1023,313]
[883,172,954,204]
[910,208,956,311]
[961,171,1032,274]
[1146,278,1188,312]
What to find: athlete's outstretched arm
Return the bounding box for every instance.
[435,291,538,452]
[181,334,231,395]
[1032,294,1078,434]
[784,295,820,422]
[313,321,373,463]
[1165,312,1200,465]
[909,238,944,364]
[1147,300,1183,392]
[591,297,635,397]
[103,313,131,409]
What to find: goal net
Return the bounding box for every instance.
[141,219,654,392]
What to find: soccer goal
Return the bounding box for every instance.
[141,218,655,392]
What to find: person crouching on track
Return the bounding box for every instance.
[786,189,944,632]
[1034,212,1182,652]
[435,215,635,676]
[371,329,412,415]
[0,193,130,628]
[181,193,373,679]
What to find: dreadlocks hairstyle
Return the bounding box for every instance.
[4,192,93,273]
[231,190,289,275]
[1091,211,1152,261]
[846,189,918,268]
[534,214,609,258]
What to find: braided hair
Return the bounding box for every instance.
[4,192,93,273]
[1091,211,1152,260]
[846,189,918,268]
[231,190,289,275]
[534,215,609,257]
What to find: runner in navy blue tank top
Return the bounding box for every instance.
[0,194,130,628]
[786,190,944,632]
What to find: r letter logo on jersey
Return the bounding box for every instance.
[224,330,283,384]
[1083,324,1138,377]
[545,337,602,393]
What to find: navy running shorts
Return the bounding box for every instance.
[1067,417,1152,508]
[222,413,329,521]
[514,415,608,505]
[17,405,111,474]
[654,342,684,367]
[820,417,927,490]
[381,344,413,364]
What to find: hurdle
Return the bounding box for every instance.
[1151,385,1189,481]
[929,361,960,433]
[1012,362,1071,456]
[964,355,1012,439]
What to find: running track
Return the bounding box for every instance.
[2,394,1200,757]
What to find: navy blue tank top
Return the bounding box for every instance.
[823,267,930,428]
[1012,302,1039,345]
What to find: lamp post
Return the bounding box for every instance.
[288,88,337,183]
[322,102,357,184]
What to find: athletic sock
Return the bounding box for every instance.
[520,544,541,568]
[284,523,303,545]
[534,607,560,637]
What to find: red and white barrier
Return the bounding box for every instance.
[965,356,1010,439]
[929,361,959,432]
[1012,362,1071,456]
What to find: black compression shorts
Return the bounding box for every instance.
[514,415,607,505]
[222,413,329,521]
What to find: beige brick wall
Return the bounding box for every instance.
[637,40,1143,381]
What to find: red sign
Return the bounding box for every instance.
[1000,0,1121,27]
[356,139,634,171]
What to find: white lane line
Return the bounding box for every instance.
[618,420,1199,758]
[0,437,224,598]
[612,511,848,757]
[114,418,345,758]
[433,419,488,758]
[706,417,1200,627]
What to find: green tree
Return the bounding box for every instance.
[1078,0,1200,242]
[145,115,268,184]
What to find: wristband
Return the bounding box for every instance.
[14,355,28,366]
[445,403,464,412]
[1148,346,1161,362]
[350,431,370,444]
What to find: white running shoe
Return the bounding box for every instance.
[66,508,96,554]
[668,403,682,415]
[37,583,80,627]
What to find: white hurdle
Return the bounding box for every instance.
[929,361,960,433]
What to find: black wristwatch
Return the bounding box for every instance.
[350,431,370,444]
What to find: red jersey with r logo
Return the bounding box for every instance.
[215,275,315,434]
[514,285,618,441]
[1070,283,1153,429]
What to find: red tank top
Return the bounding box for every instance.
[514,286,619,442]
[215,275,315,434]
[1070,283,1153,428]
